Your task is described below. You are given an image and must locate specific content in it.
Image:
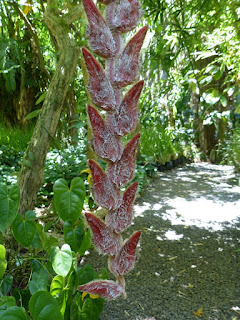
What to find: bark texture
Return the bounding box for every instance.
[18,1,82,214]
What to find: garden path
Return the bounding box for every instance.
[85,163,240,320]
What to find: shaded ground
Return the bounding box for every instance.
[85,163,240,320]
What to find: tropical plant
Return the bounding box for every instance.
[0,178,107,319]
[77,0,147,300]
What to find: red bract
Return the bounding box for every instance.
[82,48,116,110]
[109,231,141,276]
[113,26,148,88]
[109,0,143,33]
[107,80,144,136]
[88,105,123,161]
[85,212,121,255]
[106,182,138,233]
[88,159,122,210]
[83,0,116,58]
[107,133,140,187]
[78,280,124,300]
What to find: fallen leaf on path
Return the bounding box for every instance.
[168,256,178,261]
[193,308,203,317]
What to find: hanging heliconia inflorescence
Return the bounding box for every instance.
[78,0,147,300]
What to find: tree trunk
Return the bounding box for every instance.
[18,1,82,215]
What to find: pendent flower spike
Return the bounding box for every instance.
[78,0,147,301]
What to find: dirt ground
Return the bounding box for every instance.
[85,163,240,320]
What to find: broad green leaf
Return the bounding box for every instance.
[29,269,49,295]
[0,296,16,315]
[0,306,29,320]
[0,275,13,295]
[29,291,63,320]
[12,211,36,247]
[0,185,20,233]
[53,178,86,223]
[50,275,65,297]
[77,264,98,286]
[0,245,7,278]
[78,229,92,256]
[64,219,84,253]
[50,244,72,277]
[24,109,41,121]
[81,298,104,320]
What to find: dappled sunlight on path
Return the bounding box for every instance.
[86,163,240,319]
[134,163,240,231]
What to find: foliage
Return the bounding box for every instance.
[0,180,106,320]
[139,0,240,161]
[217,124,240,172]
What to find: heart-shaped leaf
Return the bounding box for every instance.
[53,178,86,223]
[64,219,85,253]
[50,244,72,277]
[29,291,63,320]
[0,275,13,295]
[0,185,20,233]
[12,211,36,247]
[0,306,29,320]
[29,269,49,295]
[0,245,7,279]
[50,275,65,297]
[0,296,16,315]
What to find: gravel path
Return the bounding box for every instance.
[85,163,240,320]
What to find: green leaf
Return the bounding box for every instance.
[0,296,16,315]
[29,291,63,320]
[220,96,227,107]
[53,178,86,223]
[0,185,20,233]
[77,264,98,286]
[0,275,13,295]
[35,91,47,105]
[78,229,91,256]
[64,219,85,253]
[24,109,41,121]
[50,275,65,297]
[29,269,49,295]
[80,298,104,320]
[12,211,36,247]
[0,306,29,320]
[0,245,7,279]
[50,244,72,277]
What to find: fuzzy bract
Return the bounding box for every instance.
[78,280,124,300]
[88,159,122,210]
[85,212,121,255]
[82,48,116,110]
[113,26,148,88]
[106,133,140,187]
[83,0,116,58]
[109,0,144,33]
[109,231,141,276]
[106,182,138,233]
[88,105,123,161]
[107,80,144,136]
